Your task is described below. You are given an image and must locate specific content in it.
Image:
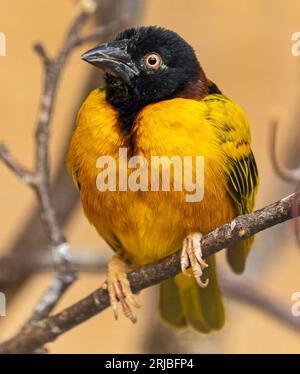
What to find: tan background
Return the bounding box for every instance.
[1,0,300,353]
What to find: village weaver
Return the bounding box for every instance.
[67,26,258,332]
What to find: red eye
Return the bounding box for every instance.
[145,53,162,69]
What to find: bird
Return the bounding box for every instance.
[67,26,258,332]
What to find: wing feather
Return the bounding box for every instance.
[204,90,259,273]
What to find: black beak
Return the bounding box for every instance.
[81,40,139,85]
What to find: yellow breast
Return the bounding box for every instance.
[68,89,236,264]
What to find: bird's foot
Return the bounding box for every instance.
[107,254,140,323]
[181,232,209,288]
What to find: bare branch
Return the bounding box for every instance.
[292,181,300,245]
[0,4,103,323]
[22,7,102,322]
[33,43,52,70]
[0,0,144,306]
[0,249,108,275]
[35,249,109,273]
[0,0,146,324]
[0,143,33,184]
[0,191,299,354]
[35,251,300,333]
[31,8,93,248]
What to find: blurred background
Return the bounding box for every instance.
[1,0,300,353]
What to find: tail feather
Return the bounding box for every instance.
[159,277,187,329]
[159,256,225,333]
[226,236,254,274]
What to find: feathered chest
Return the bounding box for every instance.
[67,89,247,260]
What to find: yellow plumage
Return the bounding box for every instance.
[67,88,258,332]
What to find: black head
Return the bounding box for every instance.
[81,26,207,132]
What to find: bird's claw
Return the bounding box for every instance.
[180,232,209,288]
[107,255,140,323]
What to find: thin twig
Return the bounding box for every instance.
[0,191,299,354]
[0,144,33,184]
[22,7,95,323]
[0,0,143,301]
[0,1,141,318]
[0,2,121,323]
[270,120,300,182]
[33,43,52,71]
[24,2,127,322]
[34,249,109,273]
[31,9,90,247]
[270,120,300,245]
[0,249,108,274]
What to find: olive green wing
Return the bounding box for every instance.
[204,90,259,273]
[226,151,258,273]
[227,152,258,215]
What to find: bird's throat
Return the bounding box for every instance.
[105,75,142,134]
[104,69,211,135]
